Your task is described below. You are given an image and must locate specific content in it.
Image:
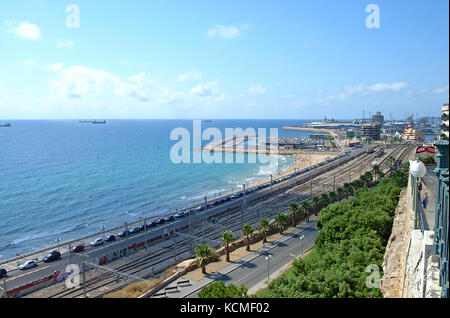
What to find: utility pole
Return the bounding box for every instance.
[189,208,193,255]
[348,168,351,183]
[125,222,128,238]
[241,184,246,231]
[360,161,363,177]
[82,256,87,298]
[310,172,313,198]
[333,175,336,192]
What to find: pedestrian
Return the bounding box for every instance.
[422,193,428,209]
[418,180,422,192]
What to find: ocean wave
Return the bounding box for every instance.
[9,223,87,246]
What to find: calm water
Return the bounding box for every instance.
[0,119,312,259]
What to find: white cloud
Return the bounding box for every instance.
[176,71,202,82]
[57,40,73,49]
[190,82,218,97]
[248,85,267,94]
[49,66,121,98]
[281,94,295,99]
[433,85,449,94]
[44,63,64,72]
[5,20,41,40]
[207,24,248,39]
[368,82,409,92]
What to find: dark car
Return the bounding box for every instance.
[129,226,141,234]
[183,210,193,216]
[43,250,61,263]
[164,215,175,222]
[71,244,85,253]
[146,221,156,228]
[138,225,145,231]
[0,268,7,278]
[175,212,185,218]
[118,230,129,237]
[156,218,165,224]
[105,234,116,242]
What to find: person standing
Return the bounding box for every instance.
[422,193,428,209]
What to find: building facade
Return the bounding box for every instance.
[361,122,381,140]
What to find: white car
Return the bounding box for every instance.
[90,238,104,246]
[19,260,38,270]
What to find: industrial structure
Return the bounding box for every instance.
[361,122,381,141]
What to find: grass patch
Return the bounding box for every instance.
[103,278,163,298]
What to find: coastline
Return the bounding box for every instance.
[282,126,338,138]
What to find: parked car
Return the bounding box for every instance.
[42,250,61,263]
[129,226,141,234]
[90,238,104,246]
[146,221,156,228]
[175,212,185,218]
[19,260,38,270]
[183,210,193,216]
[195,205,205,211]
[138,225,145,231]
[156,218,165,224]
[0,268,7,278]
[71,244,85,253]
[164,215,175,222]
[118,230,129,237]
[105,234,116,242]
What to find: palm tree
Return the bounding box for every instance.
[343,183,352,199]
[337,187,344,201]
[312,196,320,215]
[195,243,212,274]
[259,218,270,243]
[274,213,286,234]
[373,165,385,181]
[329,191,338,204]
[363,171,373,187]
[221,230,234,262]
[300,201,311,219]
[288,202,298,227]
[319,193,329,209]
[242,224,253,251]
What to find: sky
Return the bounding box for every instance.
[0,0,448,120]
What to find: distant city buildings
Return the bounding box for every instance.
[372,111,384,126]
[361,122,381,140]
[402,126,425,143]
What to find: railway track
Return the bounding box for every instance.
[44,145,412,298]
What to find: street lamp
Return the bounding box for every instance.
[265,255,272,282]
[55,238,61,252]
[299,235,305,256]
[409,159,427,229]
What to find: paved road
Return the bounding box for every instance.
[155,220,317,298]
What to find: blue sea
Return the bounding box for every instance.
[0,119,313,259]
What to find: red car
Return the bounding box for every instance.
[71,244,85,253]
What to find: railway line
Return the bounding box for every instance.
[38,145,412,298]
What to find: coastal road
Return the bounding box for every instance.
[184,221,318,298]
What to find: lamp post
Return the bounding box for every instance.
[265,255,272,282]
[299,234,305,256]
[409,159,427,229]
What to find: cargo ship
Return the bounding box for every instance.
[0,123,11,127]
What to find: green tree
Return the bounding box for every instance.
[242,224,253,251]
[198,281,248,298]
[312,196,320,215]
[300,201,311,219]
[274,213,287,234]
[319,193,330,209]
[337,187,344,201]
[195,243,212,274]
[329,191,338,204]
[289,202,299,227]
[221,230,234,262]
[259,218,270,243]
